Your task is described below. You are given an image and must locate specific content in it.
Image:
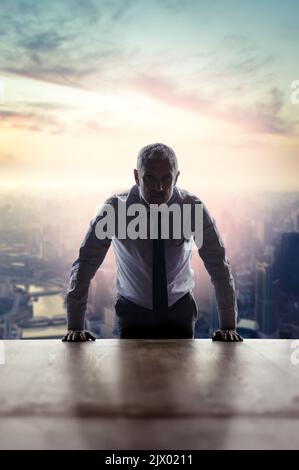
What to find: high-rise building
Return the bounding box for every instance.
[236,319,259,338]
[256,220,273,246]
[0,280,13,298]
[255,261,279,335]
[292,210,299,232]
[210,290,220,332]
[274,232,299,296]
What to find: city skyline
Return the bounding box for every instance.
[1,189,299,339]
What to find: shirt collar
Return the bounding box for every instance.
[135,185,178,211]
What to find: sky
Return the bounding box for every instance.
[0,0,299,193]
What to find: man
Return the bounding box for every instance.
[62,143,243,342]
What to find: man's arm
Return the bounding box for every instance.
[196,202,243,342]
[63,200,113,341]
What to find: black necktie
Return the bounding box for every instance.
[152,211,168,323]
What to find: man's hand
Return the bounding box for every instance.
[212,329,243,342]
[62,330,96,342]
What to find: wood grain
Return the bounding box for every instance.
[0,339,298,449]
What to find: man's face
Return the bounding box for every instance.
[134,155,180,205]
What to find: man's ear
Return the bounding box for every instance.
[174,170,180,185]
[134,169,140,186]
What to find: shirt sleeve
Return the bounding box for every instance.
[66,198,114,330]
[196,202,238,330]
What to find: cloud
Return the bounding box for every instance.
[21,31,69,52]
[131,74,298,135]
[0,153,22,169]
[0,109,64,133]
[25,101,74,111]
[0,1,297,138]
[0,0,136,88]
[0,101,120,136]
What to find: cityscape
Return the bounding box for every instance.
[0,187,298,340]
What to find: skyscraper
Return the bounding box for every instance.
[274,232,299,296]
[292,210,299,232]
[255,261,279,336]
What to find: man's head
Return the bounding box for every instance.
[134,143,180,205]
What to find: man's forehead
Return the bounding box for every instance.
[143,155,174,172]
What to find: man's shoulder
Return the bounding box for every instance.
[93,188,133,220]
[100,185,204,207]
[175,187,214,227]
[102,185,139,207]
[175,186,203,205]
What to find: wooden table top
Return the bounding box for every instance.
[0,339,299,449]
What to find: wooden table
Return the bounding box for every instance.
[0,339,299,449]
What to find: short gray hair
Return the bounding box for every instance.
[137,143,178,172]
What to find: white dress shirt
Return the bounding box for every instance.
[67,184,238,331]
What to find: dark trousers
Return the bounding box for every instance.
[114,292,198,339]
